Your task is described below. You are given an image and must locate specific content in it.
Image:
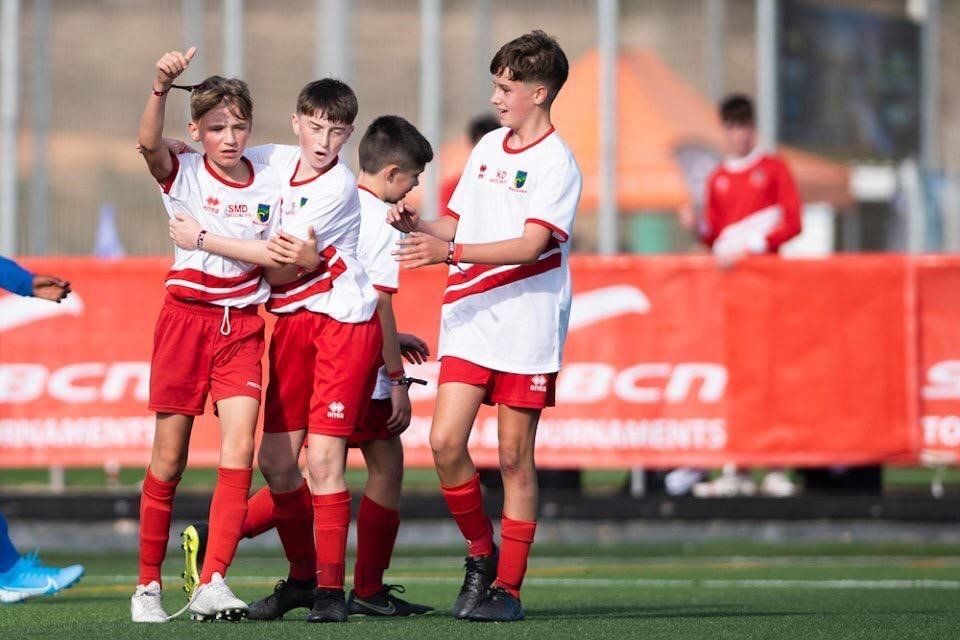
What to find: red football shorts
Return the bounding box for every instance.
[148,295,265,416]
[347,398,395,447]
[264,310,383,437]
[438,356,557,409]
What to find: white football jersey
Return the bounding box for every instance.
[356,185,402,400]
[160,152,281,307]
[441,127,582,373]
[244,144,377,323]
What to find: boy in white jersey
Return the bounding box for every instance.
[169,80,384,623]
[390,31,582,622]
[132,48,293,623]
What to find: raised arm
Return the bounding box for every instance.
[138,47,196,183]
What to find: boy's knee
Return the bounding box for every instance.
[498,447,534,481]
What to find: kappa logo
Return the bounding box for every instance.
[530,374,548,393]
[327,401,345,420]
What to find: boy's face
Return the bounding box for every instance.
[292,111,354,171]
[381,166,423,204]
[490,70,547,130]
[722,121,756,158]
[189,102,251,168]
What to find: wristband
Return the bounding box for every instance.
[453,243,464,264]
[444,241,455,265]
[387,368,405,381]
[389,376,428,387]
[196,229,207,249]
[152,86,169,96]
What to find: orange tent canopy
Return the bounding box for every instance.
[430,49,852,212]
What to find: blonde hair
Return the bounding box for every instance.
[174,75,253,122]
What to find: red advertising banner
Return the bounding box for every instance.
[0,255,942,470]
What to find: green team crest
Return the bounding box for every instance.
[514,170,528,189]
[257,203,271,222]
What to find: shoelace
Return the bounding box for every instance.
[134,587,168,618]
[382,584,406,596]
[165,579,233,621]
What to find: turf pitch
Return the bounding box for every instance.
[2,543,957,640]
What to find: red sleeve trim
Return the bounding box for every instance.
[373,284,398,294]
[159,151,180,194]
[526,218,569,242]
[443,209,461,220]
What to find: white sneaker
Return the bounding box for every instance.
[665,467,705,496]
[188,572,248,621]
[692,464,757,498]
[131,581,168,623]
[761,471,799,497]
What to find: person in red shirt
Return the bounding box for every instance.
[672,94,801,499]
[697,94,802,266]
[437,115,500,218]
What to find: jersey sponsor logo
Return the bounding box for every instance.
[327,401,345,420]
[256,203,271,223]
[513,170,528,190]
[530,374,548,393]
[225,203,248,216]
[490,169,508,185]
[203,196,221,214]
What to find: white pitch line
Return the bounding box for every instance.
[85,575,960,590]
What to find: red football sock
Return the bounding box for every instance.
[313,491,352,590]
[493,517,537,599]
[441,473,494,557]
[353,495,400,598]
[272,482,316,582]
[138,468,180,587]
[242,486,276,538]
[200,467,252,584]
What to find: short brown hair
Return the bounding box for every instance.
[719,94,754,125]
[296,78,358,124]
[188,75,253,122]
[489,30,569,101]
[359,115,433,174]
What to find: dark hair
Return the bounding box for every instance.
[719,94,754,125]
[468,114,500,145]
[173,75,252,122]
[489,30,569,102]
[358,115,434,174]
[296,78,358,124]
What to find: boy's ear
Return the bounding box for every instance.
[385,164,400,183]
[290,113,301,136]
[532,84,549,106]
[187,121,201,142]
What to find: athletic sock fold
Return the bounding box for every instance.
[493,517,537,599]
[313,490,352,590]
[441,473,494,557]
[272,481,316,582]
[200,467,252,584]
[138,468,180,587]
[353,495,400,598]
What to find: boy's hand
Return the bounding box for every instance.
[393,232,448,268]
[386,385,412,434]
[32,275,71,303]
[155,46,196,91]
[386,200,420,233]
[398,333,430,365]
[169,214,202,249]
[267,227,320,270]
